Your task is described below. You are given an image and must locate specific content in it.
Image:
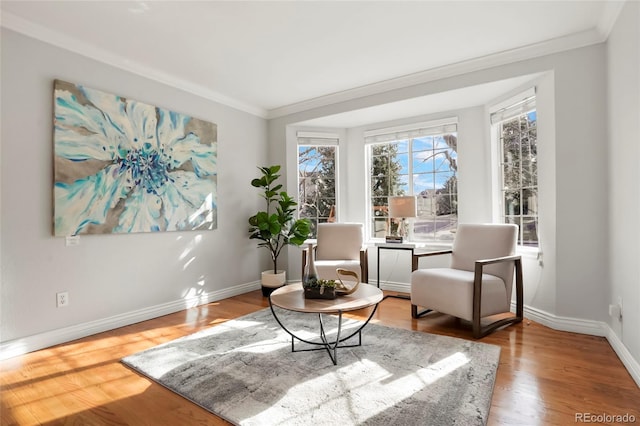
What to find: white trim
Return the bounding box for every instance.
[296,131,340,140]
[518,302,607,336]
[0,280,261,360]
[488,84,536,115]
[379,281,411,293]
[399,294,639,387]
[267,28,604,119]
[516,303,639,387]
[516,245,541,259]
[2,11,608,121]
[0,12,267,118]
[3,280,638,388]
[488,87,537,114]
[363,117,458,139]
[605,325,640,388]
[596,0,627,39]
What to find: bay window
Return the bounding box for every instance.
[365,120,458,242]
[491,94,538,246]
[297,132,338,238]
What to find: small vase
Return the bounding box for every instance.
[302,243,318,289]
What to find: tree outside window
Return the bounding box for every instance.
[298,145,336,238]
[368,127,458,241]
[498,108,538,246]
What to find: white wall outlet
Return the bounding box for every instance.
[56,291,69,308]
[609,302,622,321]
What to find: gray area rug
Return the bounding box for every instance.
[122,308,500,425]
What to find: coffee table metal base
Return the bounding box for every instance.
[268,302,379,365]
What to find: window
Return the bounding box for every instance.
[366,120,458,241]
[297,132,338,238]
[491,95,538,246]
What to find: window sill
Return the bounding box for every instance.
[517,245,540,259]
[366,239,453,250]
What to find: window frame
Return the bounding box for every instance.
[490,91,539,248]
[364,119,459,242]
[296,131,339,238]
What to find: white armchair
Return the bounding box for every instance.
[302,223,369,283]
[410,223,523,338]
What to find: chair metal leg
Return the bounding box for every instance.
[411,304,432,319]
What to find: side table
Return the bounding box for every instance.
[375,242,419,288]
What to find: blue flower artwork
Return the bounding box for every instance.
[53,80,217,236]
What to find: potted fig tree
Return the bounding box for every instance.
[249,165,311,296]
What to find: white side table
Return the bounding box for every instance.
[375,242,418,288]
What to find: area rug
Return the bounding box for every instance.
[122,308,500,425]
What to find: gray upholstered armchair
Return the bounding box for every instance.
[302,223,368,284]
[410,223,523,338]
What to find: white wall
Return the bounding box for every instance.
[0,29,268,354]
[272,41,628,327]
[553,44,609,321]
[272,40,640,384]
[607,0,640,373]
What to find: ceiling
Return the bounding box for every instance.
[0,1,623,123]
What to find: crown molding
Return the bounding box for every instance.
[0,12,269,119]
[267,28,606,120]
[596,0,627,39]
[2,9,614,122]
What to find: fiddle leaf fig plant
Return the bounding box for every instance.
[249,165,311,274]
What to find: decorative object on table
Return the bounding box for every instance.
[302,223,369,283]
[248,165,311,296]
[387,195,417,243]
[301,242,322,297]
[122,308,500,426]
[303,279,337,300]
[335,268,360,295]
[53,80,217,236]
[302,242,318,285]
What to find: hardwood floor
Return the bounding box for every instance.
[1,290,639,425]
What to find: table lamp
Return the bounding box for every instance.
[387,195,417,243]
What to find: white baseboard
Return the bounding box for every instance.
[4,279,639,389]
[378,280,410,293]
[517,302,608,336]
[0,281,261,361]
[604,325,640,388]
[379,283,639,388]
[513,302,640,388]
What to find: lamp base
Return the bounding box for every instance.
[385,235,404,243]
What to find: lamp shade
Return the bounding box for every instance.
[388,196,417,218]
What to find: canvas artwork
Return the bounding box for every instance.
[53,80,217,236]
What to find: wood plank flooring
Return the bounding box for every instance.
[1,290,639,425]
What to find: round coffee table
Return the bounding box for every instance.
[269,282,383,365]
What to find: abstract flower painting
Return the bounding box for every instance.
[53,80,217,236]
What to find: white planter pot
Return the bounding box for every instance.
[261,270,286,297]
[261,270,286,288]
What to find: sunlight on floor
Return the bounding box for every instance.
[243,351,470,424]
[2,361,152,424]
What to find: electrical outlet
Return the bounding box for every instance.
[618,297,623,319]
[56,292,69,308]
